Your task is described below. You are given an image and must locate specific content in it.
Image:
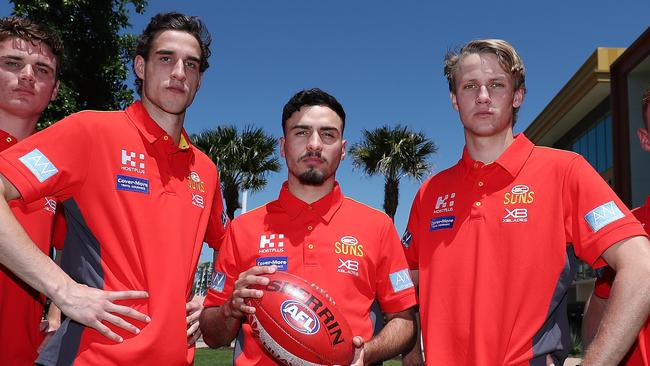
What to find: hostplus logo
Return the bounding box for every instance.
[259,233,285,253]
[434,192,455,214]
[121,149,145,174]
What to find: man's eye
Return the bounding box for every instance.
[463,83,478,90]
[185,61,199,69]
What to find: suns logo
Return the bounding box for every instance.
[280,300,320,335]
[503,184,535,205]
[188,171,206,192]
[334,236,364,257]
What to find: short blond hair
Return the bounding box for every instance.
[444,39,526,123]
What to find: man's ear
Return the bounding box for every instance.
[450,92,459,112]
[513,87,524,108]
[134,55,146,80]
[638,127,650,152]
[280,137,286,158]
[50,80,60,101]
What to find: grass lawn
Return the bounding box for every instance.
[194,348,402,365]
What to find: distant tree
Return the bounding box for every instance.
[350,124,436,220]
[191,126,281,219]
[10,0,147,129]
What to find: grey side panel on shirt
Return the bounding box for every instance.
[529,247,578,366]
[36,198,105,366]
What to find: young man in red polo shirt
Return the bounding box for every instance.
[199,88,417,365]
[0,12,228,365]
[0,16,66,365]
[402,39,650,366]
[583,86,650,365]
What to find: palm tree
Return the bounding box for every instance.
[191,126,281,219]
[349,124,436,220]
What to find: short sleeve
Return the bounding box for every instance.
[203,225,240,308]
[204,176,229,249]
[375,218,417,313]
[402,187,424,269]
[563,156,647,267]
[0,114,91,205]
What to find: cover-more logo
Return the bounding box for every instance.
[259,233,285,253]
[121,149,145,174]
[434,193,455,213]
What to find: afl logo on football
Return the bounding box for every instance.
[280,300,320,335]
[340,236,358,246]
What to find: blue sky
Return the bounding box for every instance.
[3,1,650,262]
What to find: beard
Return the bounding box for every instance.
[298,168,326,185]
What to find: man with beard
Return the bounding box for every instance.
[199,88,417,365]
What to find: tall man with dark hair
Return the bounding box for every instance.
[0,16,65,365]
[0,12,228,365]
[402,39,650,365]
[583,86,650,365]
[200,88,417,365]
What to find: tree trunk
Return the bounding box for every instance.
[383,178,399,221]
[223,181,241,220]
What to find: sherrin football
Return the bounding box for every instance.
[246,271,355,366]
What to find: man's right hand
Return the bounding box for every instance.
[223,265,276,319]
[54,282,150,343]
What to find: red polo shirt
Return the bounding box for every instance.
[594,195,650,365]
[204,182,416,365]
[403,135,646,365]
[0,102,228,365]
[0,128,63,366]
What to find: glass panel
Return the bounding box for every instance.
[588,126,597,169]
[596,119,606,172]
[605,115,613,169]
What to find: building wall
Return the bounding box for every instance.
[627,69,650,207]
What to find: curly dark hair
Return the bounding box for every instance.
[0,16,64,76]
[133,12,211,95]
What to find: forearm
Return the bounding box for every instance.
[199,305,242,348]
[582,265,650,365]
[0,186,72,302]
[581,294,607,351]
[363,308,416,365]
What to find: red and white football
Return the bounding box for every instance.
[246,271,355,366]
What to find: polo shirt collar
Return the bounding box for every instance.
[125,101,192,151]
[278,181,344,223]
[460,133,534,177]
[0,129,17,150]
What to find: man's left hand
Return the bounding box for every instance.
[187,295,204,346]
